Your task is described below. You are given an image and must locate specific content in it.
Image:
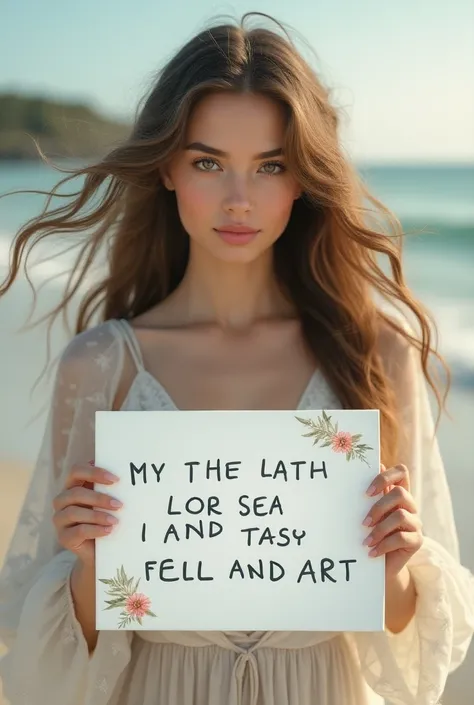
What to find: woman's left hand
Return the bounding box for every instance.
[362,463,423,580]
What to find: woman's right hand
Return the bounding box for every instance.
[53,462,122,568]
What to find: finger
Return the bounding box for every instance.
[54,506,119,530]
[53,486,123,512]
[362,485,417,527]
[64,463,119,490]
[366,463,410,497]
[59,523,114,552]
[363,508,421,548]
[368,530,423,557]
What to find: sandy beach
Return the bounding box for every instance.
[0,461,31,564]
[0,460,30,705]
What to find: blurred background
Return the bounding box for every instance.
[0,1,473,703]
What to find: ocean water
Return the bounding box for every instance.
[0,161,473,392]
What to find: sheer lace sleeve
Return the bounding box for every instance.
[0,321,133,705]
[353,327,474,705]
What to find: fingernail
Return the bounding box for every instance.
[110,499,123,508]
[362,516,373,527]
[104,471,120,483]
[363,534,375,546]
[106,514,119,524]
[366,484,377,496]
[368,548,378,557]
[103,525,114,533]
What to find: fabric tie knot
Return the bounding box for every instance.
[232,651,259,705]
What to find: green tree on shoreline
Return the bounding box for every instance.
[0,92,130,161]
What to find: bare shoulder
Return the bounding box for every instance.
[127,305,206,358]
[129,299,186,332]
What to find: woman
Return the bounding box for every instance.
[0,13,473,705]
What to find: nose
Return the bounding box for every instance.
[222,175,252,216]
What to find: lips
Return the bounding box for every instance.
[215,225,259,234]
[213,224,260,246]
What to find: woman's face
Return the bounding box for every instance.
[163,92,300,264]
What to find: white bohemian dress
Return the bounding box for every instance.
[0,319,473,705]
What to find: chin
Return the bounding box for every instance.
[188,233,277,266]
[211,241,272,265]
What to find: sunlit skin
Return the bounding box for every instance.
[63,93,420,647]
[163,91,301,267]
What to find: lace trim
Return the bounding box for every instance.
[121,367,340,413]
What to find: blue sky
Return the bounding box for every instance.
[1,0,473,163]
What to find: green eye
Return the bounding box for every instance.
[259,161,285,175]
[194,158,219,171]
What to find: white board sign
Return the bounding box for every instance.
[95,409,384,632]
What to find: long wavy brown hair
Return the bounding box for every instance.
[0,13,448,466]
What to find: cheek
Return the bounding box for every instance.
[260,180,298,226]
[174,176,216,226]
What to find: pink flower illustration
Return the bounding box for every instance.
[297,414,373,467]
[125,593,152,618]
[331,431,353,453]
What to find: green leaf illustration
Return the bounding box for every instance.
[98,565,157,629]
[296,414,373,467]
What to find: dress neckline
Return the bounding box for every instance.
[123,367,321,412]
[114,318,323,412]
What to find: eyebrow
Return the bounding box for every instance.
[185,142,283,159]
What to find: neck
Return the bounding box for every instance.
[171,245,294,330]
